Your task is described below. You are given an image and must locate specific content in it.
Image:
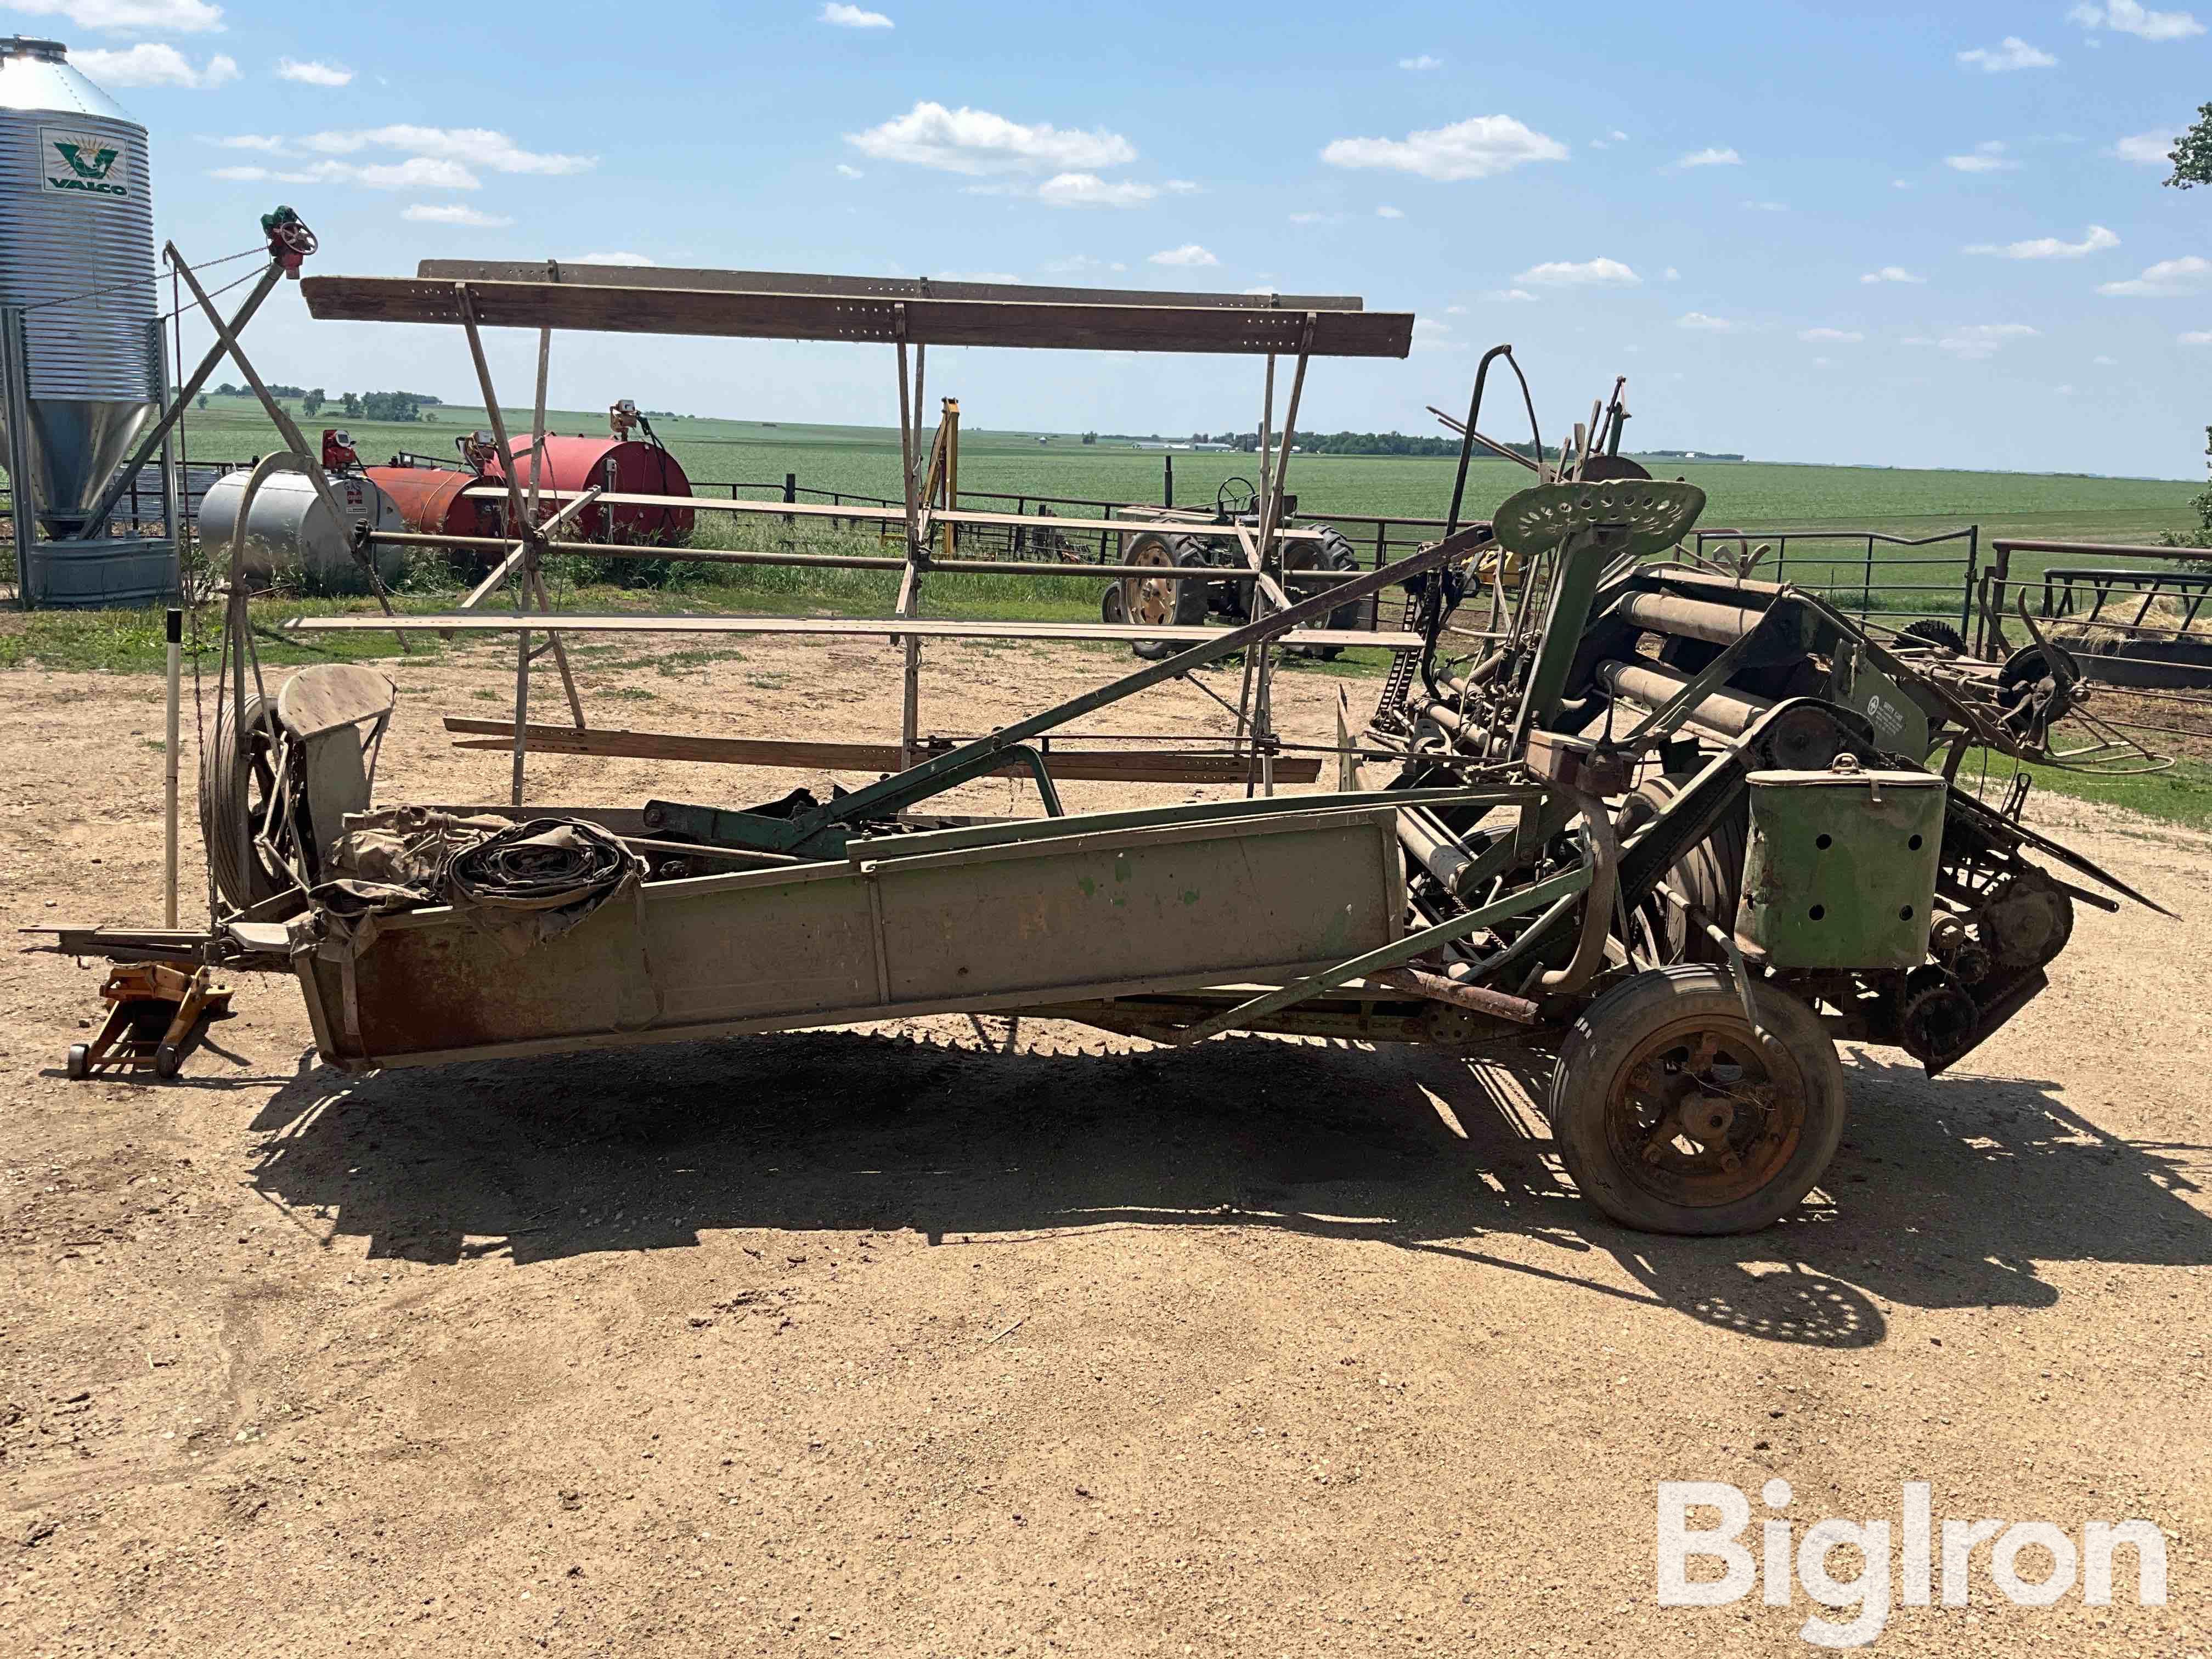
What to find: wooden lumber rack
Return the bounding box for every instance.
[298,262,1419,800]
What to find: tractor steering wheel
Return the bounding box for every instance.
[1217,476,1259,518]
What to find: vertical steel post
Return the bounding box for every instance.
[163,606,181,927]
[2,307,37,609]
[1962,524,1979,636]
[893,320,924,771]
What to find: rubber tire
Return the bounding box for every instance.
[1549,966,1849,1235]
[1284,529,1364,660]
[1126,535,1212,660]
[154,1042,183,1080]
[1613,773,1747,965]
[66,1043,90,1081]
[199,690,289,913]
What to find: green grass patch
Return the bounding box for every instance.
[1961,751,2212,833]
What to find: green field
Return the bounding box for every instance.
[160,394,2203,565]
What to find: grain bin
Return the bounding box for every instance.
[481,433,694,543]
[0,37,160,527]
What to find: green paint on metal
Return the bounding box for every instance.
[1736,765,1945,969]
[1113,855,1131,883]
[1174,860,1594,1046]
[1077,875,1096,897]
[1180,889,1200,906]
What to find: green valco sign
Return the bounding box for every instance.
[37,125,128,199]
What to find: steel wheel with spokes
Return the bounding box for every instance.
[1549,966,1847,1234]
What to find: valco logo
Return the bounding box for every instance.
[39,126,127,198]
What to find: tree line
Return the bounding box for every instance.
[208,385,444,421]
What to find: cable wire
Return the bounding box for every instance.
[20,245,262,314]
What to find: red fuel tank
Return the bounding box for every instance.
[481,436,695,543]
[363,465,496,540]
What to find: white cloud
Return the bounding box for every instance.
[563,252,655,267]
[1036,172,1155,208]
[1860,266,1927,284]
[1480,289,1538,302]
[2111,129,2177,164]
[1956,36,2058,71]
[1921,323,2040,358]
[1799,327,1865,342]
[846,101,1133,175]
[1965,224,2120,258]
[1397,53,1441,70]
[934,270,1019,283]
[402,203,512,227]
[207,132,281,150]
[1946,141,2020,172]
[1443,303,1466,313]
[252,155,479,189]
[2094,353,2119,364]
[1286,210,1335,225]
[1892,178,1912,189]
[1674,146,1742,167]
[1375,204,1404,218]
[835,162,862,178]
[820,1,893,25]
[2067,1,2203,40]
[1165,178,1199,193]
[275,57,350,86]
[2097,254,2211,296]
[1241,285,1277,296]
[1321,114,1568,181]
[73,43,235,87]
[1742,200,1788,212]
[1412,317,1463,352]
[1662,266,1680,280]
[1148,244,1218,268]
[1676,312,1739,331]
[303,126,593,175]
[1,0,223,33]
[353,157,479,190]
[1513,256,1639,286]
[2181,330,2212,345]
[207,164,264,180]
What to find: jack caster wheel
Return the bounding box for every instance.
[1549,966,1847,1235]
[66,1043,91,1081]
[153,1042,183,1080]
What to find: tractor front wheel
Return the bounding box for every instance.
[1548,966,1847,1234]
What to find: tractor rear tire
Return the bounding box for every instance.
[1124,534,1212,660]
[1549,966,1848,1235]
[1284,528,1364,659]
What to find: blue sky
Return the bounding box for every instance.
[16,0,2212,476]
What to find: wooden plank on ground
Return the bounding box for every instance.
[441,719,1325,784]
[301,277,1415,358]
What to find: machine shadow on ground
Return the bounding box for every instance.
[244,1026,2212,1351]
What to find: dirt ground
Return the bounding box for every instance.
[2,633,2209,1657]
